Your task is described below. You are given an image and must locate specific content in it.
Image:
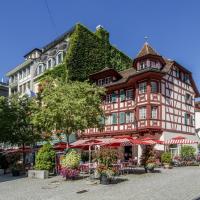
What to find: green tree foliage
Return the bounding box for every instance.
[35,143,56,171]
[180,145,196,160]
[0,95,41,164]
[32,76,105,143]
[41,23,132,81]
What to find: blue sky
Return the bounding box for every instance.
[0,0,200,90]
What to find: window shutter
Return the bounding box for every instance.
[120,90,125,102]
[190,115,193,126]
[112,92,116,103]
[120,112,125,124]
[112,113,117,124]
[184,113,187,125]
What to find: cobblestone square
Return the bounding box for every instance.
[1,167,200,200]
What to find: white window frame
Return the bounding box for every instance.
[47,58,53,69]
[139,107,146,119]
[151,106,158,119]
[126,89,133,100]
[105,94,112,104]
[56,51,64,65]
[139,82,147,94]
[126,112,134,123]
[105,115,112,125]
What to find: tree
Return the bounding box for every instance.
[32,76,105,145]
[0,95,41,165]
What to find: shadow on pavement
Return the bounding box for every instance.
[0,174,26,183]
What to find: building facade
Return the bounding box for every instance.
[82,43,199,152]
[0,82,8,97]
[6,28,73,96]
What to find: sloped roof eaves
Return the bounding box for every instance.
[6,59,33,77]
[106,68,164,88]
[42,26,75,53]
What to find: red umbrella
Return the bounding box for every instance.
[141,137,163,145]
[54,142,67,151]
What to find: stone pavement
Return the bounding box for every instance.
[0,167,200,200]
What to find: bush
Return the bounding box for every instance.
[35,143,56,171]
[161,152,172,164]
[180,145,196,161]
[61,149,80,169]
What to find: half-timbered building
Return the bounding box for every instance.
[82,43,199,157]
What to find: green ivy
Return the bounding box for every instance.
[41,23,132,81]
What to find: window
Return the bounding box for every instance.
[112,113,117,124]
[23,69,26,78]
[139,107,146,119]
[185,93,192,105]
[184,74,190,84]
[105,94,112,104]
[57,52,63,64]
[47,59,52,69]
[19,71,22,79]
[105,115,112,125]
[98,79,104,86]
[126,112,134,123]
[175,69,180,78]
[111,92,117,103]
[184,113,193,126]
[151,81,158,93]
[120,90,125,102]
[99,116,105,125]
[139,82,147,94]
[105,77,111,84]
[119,112,125,124]
[27,66,30,76]
[126,89,133,100]
[19,85,22,93]
[37,64,43,75]
[151,106,158,119]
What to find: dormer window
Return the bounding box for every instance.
[137,60,161,71]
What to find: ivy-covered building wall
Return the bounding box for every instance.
[42,23,132,81]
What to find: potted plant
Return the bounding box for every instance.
[94,148,118,184]
[140,145,156,173]
[60,149,81,180]
[29,143,56,179]
[161,152,172,169]
[146,156,156,172]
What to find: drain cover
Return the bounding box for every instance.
[76,190,88,194]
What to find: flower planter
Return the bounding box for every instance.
[163,163,171,169]
[28,170,49,179]
[100,174,110,185]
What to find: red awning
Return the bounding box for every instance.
[164,136,198,144]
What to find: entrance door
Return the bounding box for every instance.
[124,146,132,161]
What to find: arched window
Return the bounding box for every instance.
[151,81,158,93]
[37,64,44,75]
[56,52,63,65]
[47,58,53,69]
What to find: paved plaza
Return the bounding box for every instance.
[0,167,200,200]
